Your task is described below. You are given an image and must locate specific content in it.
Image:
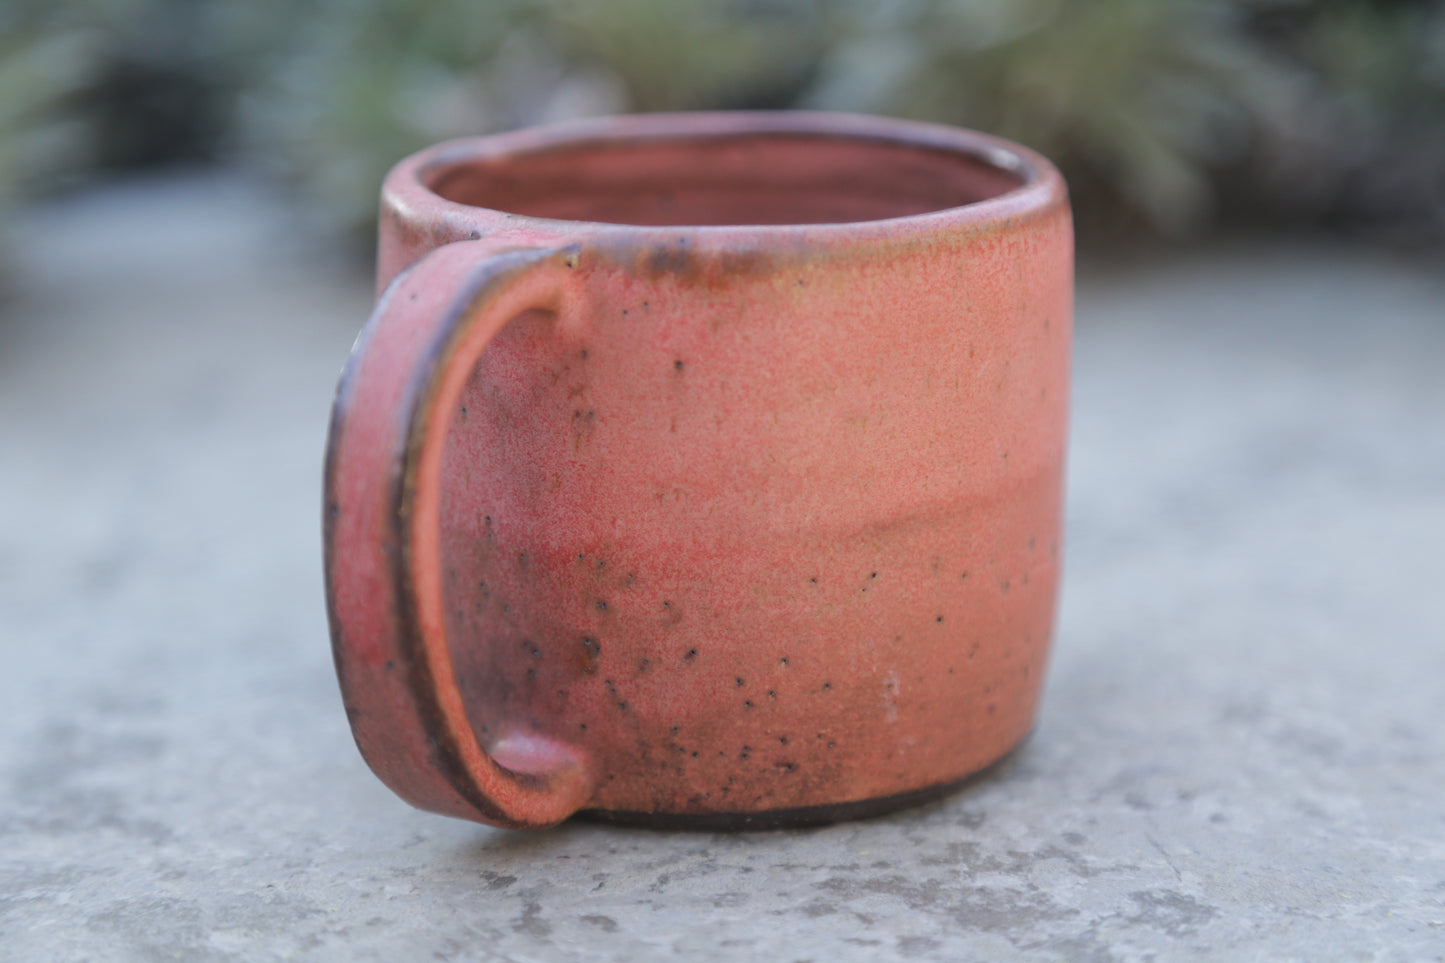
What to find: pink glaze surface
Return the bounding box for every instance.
[325,112,1072,829]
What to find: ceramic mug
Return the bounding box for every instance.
[324,112,1071,830]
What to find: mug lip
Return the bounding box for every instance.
[385,110,1068,242]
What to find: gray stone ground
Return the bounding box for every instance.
[2,174,1443,962]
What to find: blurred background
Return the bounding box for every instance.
[4,0,1445,259]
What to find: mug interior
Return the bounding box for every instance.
[425,130,1030,227]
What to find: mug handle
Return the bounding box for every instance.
[324,240,594,829]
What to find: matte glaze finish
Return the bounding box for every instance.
[325,112,1072,830]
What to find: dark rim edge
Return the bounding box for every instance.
[397,111,1066,238]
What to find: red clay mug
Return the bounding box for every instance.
[324,112,1072,830]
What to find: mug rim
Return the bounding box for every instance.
[383,111,1068,242]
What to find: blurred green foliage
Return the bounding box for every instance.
[0,1,109,207]
[2,0,1443,246]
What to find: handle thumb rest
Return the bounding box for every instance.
[324,241,595,829]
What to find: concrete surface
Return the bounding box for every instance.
[2,174,1443,961]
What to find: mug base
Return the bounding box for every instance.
[574,735,1027,832]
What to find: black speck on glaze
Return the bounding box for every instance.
[579,636,601,674]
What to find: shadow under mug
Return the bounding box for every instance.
[324,112,1072,830]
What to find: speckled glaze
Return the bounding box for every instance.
[325,112,1072,830]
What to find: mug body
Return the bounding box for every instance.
[328,112,1072,828]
